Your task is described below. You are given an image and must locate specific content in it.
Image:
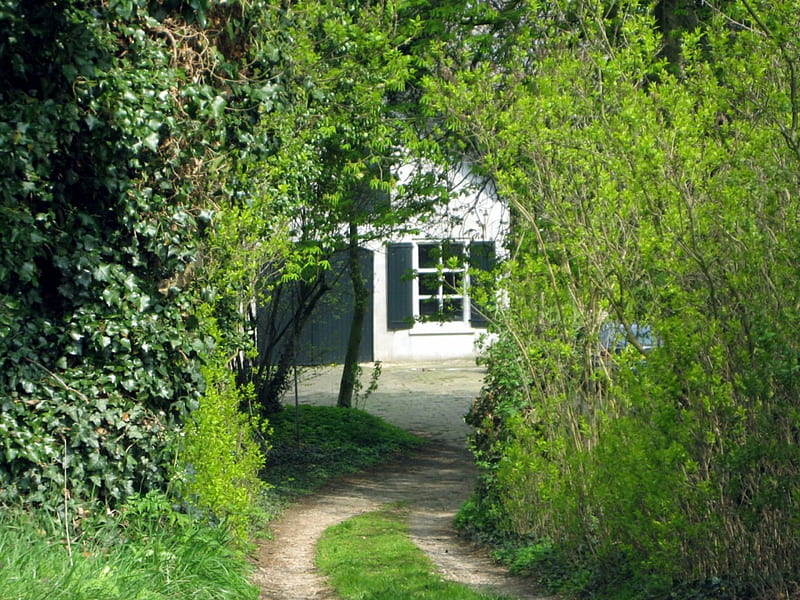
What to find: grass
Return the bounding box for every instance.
[0,405,427,600]
[261,404,425,514]
[0,491,258,600]
[317,504,512,600]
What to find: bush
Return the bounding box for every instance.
[445,2,800,597]
[180,317,268,543]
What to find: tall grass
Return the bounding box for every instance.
[0,492,258,600]
[1,404,427,600]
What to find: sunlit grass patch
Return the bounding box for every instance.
[317,504,511,600]
[0,495,258,600]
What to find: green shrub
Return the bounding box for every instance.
[180,352,268,544]
[466,332,533,470]
[443,1,800,596]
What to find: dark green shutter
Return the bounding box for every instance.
[387,243,414,330]
[469,241,496,328]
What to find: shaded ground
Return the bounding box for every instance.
[252,361,550,600]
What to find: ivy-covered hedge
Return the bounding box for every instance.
[0,0,234,508]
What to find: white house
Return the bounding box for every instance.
[369,162,508,361]
[264,162,508,365]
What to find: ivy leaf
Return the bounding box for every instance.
[85,113,100,131]
[210,95,226,119]
[102,287,120,307]
[143,132,160,152]
[94,264,111,282]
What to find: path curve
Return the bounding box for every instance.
[251,362,550,600]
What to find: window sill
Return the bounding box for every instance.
[408,323,478,336]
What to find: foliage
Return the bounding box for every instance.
[262,405,423,512]
[429,0,800,597]
[317,504,511,600]
[0,0,292,511]
[467,333,533,472]
[0,0,505,515]
[0,494,258,600]
[352,361,383,409]
[238,0,458,413]
[179,313,269,544]
[0,0,221,509]
[458,332,533,544]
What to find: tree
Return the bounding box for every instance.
[234,0,452,414]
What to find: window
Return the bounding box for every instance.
[386,240,495,330]
[416,241,466,322]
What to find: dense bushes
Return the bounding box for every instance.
[437,1,800,597]
[0,0,452,533]
[0,0,277,517]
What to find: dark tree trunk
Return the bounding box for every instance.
[654,0,699,72]
[337,222,368,408]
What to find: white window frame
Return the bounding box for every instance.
[410,239,474,332]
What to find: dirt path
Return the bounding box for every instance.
[251,362,550,600]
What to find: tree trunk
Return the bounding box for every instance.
[654,0,698,72]
[337,222,368,408]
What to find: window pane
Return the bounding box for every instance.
[442,298,464,321]
[418,273,440,295]
[443,272,463,293]
[442,242,465,267]
[418,243,439,269]
[419,298,439,318]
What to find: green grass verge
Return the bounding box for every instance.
[317,504,512,600]
[0,492,258,600]
[261,404,425,514]
[1,404,425,600]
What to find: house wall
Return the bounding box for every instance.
[370,162,508,362]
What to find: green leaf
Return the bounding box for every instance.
[143,132,160,152]
[102,287,120,307]
[210,95,226,119]
[94,264,111,282]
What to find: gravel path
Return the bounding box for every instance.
[251,362,550,600]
